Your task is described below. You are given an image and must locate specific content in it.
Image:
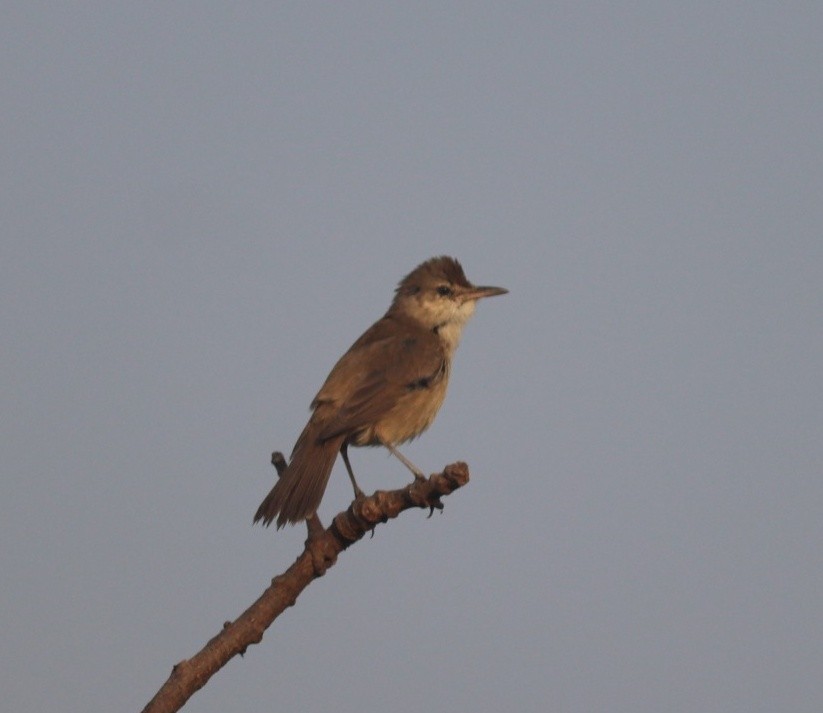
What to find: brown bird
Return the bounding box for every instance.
[254,256,507,528]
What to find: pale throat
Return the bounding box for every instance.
[436,301,476,355]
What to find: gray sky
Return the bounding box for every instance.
[2,3,822,712]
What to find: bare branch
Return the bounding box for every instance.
[141,460,470,713]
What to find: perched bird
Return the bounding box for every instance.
[254,256,507,528]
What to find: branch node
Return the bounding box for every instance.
[307,537,337,575]
[331,509,362,543]
[305,514,325,540]
[270,451,288,476]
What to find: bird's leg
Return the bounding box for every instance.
[379,439,427,481]
[340,444,365,500]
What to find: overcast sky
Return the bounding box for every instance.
[2,3,822,712]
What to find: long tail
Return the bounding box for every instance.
[253,420,344,529]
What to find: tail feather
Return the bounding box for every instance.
[254,422,344,529]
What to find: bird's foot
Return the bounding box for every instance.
[408,474,443,516]
[427,498,444,518]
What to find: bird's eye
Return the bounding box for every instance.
[436,285,453,297]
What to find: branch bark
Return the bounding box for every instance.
[141,456,470,713]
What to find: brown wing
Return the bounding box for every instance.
[312,314,446,441]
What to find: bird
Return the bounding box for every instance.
[254,256,507,529]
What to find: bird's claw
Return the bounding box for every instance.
[427,499,444,518]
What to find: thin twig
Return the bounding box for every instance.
[140,458,470,713]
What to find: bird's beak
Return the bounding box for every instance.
[461,285,509,302]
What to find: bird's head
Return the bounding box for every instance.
[389,256,507,351]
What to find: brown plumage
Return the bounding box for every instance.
[254,256,506,529]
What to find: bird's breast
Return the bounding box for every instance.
[384,376,448,444]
